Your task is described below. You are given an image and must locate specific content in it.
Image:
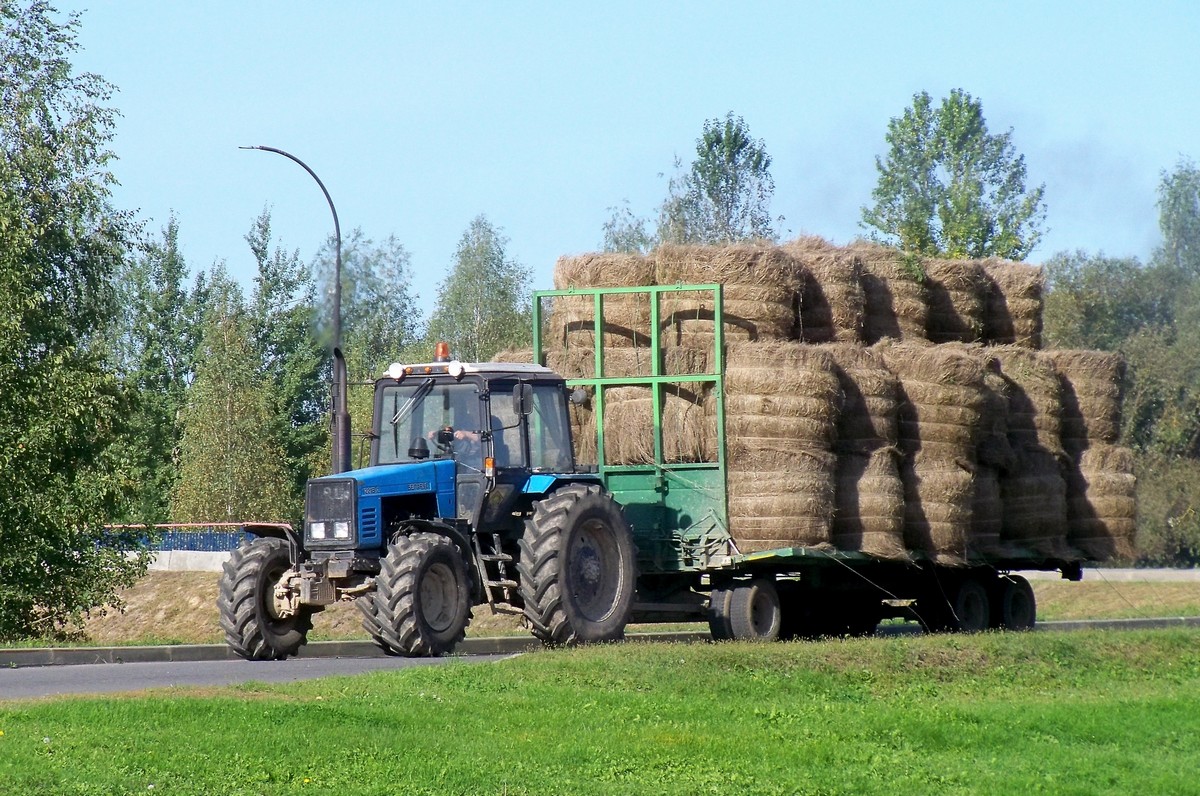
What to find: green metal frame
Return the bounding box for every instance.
[533,284,733,573]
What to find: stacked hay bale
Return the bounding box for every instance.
[923,259,987,343]
[980,260,1044,348]
[826,344,907,559]
[990,347,1069,558]
[781,237,865,343]
[973,358,1013,557]
[549,253,656,364]
[724,342,840,553]
[655,243,799,349]
[1046,350,1135,560]
[851,242,928,343]
[877,342,987,564]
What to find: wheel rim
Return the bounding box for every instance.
[568,519,622,622]
[264,560,292,624]
[419,561,460,633]
[750,588,776,637]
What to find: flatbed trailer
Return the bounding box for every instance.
[533,284,1082,639]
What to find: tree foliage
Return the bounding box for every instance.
[601,200,653,255]
[428,215,531,362]
[0,1,149,639]
[861,89,1046,259]
[657,113,778,245]
[171,271,293,523]
[1157,157,1200,275]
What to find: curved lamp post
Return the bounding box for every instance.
[239,145,351,474]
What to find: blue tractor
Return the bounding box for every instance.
[217,345,637,659]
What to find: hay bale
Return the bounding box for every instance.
[991,346,1064,456]
[899,461,974,564]
[825,343,899,452]
[1064,444,1137,561]
[977,364,1016,470]
[782,237,865,343]
[600,384,714,465]
[655,243,799,344]
[876,341,987,463]
[833,447,908,559]
[1045,350,1125,453]
[972,465,1004,556]
[550,253,656,349]
[980,260,1044,348]
[728,450,835,552]
[851,242,928,343]
[999,448,1068,558]
[724,342,839,466]
[924,259,986,343]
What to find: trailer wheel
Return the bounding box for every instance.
[727,578,782,641]
[707,586,735,640]
[994,575,1036,631]
[519,483,636,645]
[372,532,472,657]
[951,577,991,633]
[218,537,312,661]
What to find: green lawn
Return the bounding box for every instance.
[2,629,1198,795]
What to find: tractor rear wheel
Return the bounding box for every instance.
[218,537,312,661]
[372,533,472,657]
[518,483,636,646]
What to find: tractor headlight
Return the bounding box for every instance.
[333,521,351,540]
[309,521,327,540]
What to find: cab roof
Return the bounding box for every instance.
[379,360,557,381]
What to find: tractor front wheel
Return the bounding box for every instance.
[518,484,636,646]
[218,536,313,661]
[371,533,472,657]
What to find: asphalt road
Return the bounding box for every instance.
[1,653,515,701]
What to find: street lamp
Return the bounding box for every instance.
[239,145,351,475]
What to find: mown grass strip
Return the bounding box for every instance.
[1,629,1199,794]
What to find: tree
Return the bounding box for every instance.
[0,1,150,639]
[246,210,327,508]
[601,200,653,254]
[1157,157,1200,275]
[171,270,293,523]
[657,113,778,244]
[428,215,532,362]
[861,89,1046,259]
[112,218,208,523]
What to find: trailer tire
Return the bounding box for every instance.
[707,586,735,640]
[995,575,1036,631]
[727,578,782,641]
[218,537,312,661]
[951,577,991,633]
[519,483,636,646]
[372,532,472,657]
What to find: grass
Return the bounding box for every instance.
[1,629,1199,794]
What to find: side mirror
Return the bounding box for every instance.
[513,383,533,416]
[569,387,589,406]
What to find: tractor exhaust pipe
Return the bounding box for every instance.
[332,346,351,474]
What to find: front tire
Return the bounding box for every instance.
[518,484,636,645]
[218,537,312,661]
[372,533,473,657]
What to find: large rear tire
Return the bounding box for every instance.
[372,533,472,657]
[518,483,636,646]
[218,537,312,661]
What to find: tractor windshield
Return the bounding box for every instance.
[377,380,484,470]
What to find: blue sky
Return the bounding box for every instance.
[63,1,1199,314]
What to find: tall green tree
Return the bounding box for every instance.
[861,89,1046,259]
[657,113,778,245]
[0,0,150,639]
[601,200,653,254]
[171,270,292,523]
[246,210,326,507]
[428,215,531,362]
[112,218,208,523]
[1157,157,1200,275]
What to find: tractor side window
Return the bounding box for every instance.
[488,388,524,468]
[528,384,573,472]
